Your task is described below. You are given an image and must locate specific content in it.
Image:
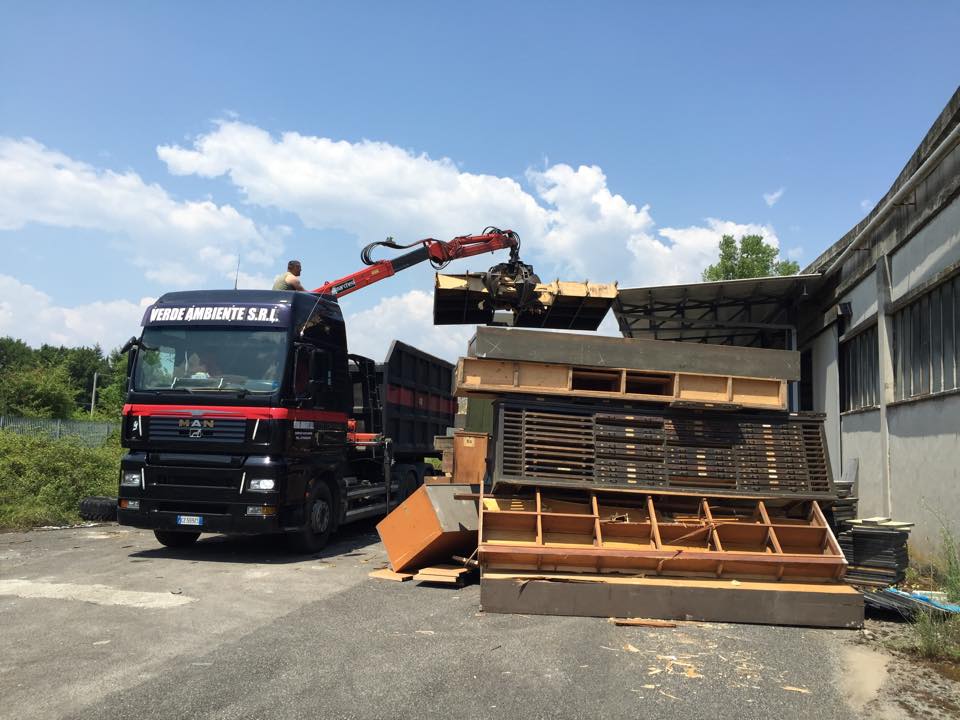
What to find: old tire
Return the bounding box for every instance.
[287,481,334,553]
[154,530,201,548]
[79,496,117,522]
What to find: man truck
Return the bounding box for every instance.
[117,228,534,551]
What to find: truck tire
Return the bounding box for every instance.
[287,481,333,553]
[399,469,418,501]
[154,530,200,548]
[79,496,117,522]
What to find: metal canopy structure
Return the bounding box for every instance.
[613,274,822,348]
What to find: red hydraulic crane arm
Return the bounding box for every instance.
[312,228,520,298]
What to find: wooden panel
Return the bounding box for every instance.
[468,325,801,381]
[517,362,570,390]
[453,431,488,484]
[731,377,784,408]
[676,373,729,402]
[480,572,864,628]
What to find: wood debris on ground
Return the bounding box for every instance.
[610,617,677,628]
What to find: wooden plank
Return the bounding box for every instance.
[368,568,415,582]
[415,564,470,577]
[415,573,463,585]
[468,325,801,381]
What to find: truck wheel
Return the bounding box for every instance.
[79,496,117,522]
[398,469,418,501]
[287,481,333,553]
[154,530,200,548]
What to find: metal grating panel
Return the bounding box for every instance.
[495,398,834,498]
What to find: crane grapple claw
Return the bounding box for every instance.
[433,263,617,331]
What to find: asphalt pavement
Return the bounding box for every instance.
[0,523,918,719]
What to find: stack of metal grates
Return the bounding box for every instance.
[837,520,911,587]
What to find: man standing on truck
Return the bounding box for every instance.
[272,260,305,291]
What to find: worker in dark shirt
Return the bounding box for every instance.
[272,260,305,291]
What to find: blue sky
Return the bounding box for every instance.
[1,2,957,359]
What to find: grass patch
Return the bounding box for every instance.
[907,612,960,662]
[893,524,960,663]
[939,526,960,604]
[0,430,122,529]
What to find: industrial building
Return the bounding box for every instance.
[614,87,960,551]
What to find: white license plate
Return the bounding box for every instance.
[176,515,203,527]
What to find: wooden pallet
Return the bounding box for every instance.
[456,356,787,410]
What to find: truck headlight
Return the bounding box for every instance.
[121,471,141,487]
[248,478,275,491]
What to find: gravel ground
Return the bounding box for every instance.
[1,523,958,719]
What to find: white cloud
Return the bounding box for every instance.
[860,198,873,211]
[156,121,791,352]
[0,137,286,288]
[157,122,548,250]
[763,187,785,207]
[0,123,790,357]
[158,122,782,291]
[655,218,781,284]
[0,274,152,350]
[344,290,474,361]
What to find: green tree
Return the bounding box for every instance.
[0,364,77,418]
[91,349,131,420]
[701,234,800,281]
[0,337,33,371]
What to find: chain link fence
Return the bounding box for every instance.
[0,416,119,447]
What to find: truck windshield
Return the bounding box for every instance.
[133,327,287,394]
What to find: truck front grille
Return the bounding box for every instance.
[152,471,238,490]
[148,417,247,444]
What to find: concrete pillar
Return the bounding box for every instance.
[876,258,894,516]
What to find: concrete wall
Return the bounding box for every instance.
[840,270,878,330]
[810,326,841,482]
[887,392,960,553]
[890,195,960,302]
[839,410,883,516]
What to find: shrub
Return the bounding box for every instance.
[0,430,122,529]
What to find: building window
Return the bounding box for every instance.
[893,275,959,401]
[840,324,879,411]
